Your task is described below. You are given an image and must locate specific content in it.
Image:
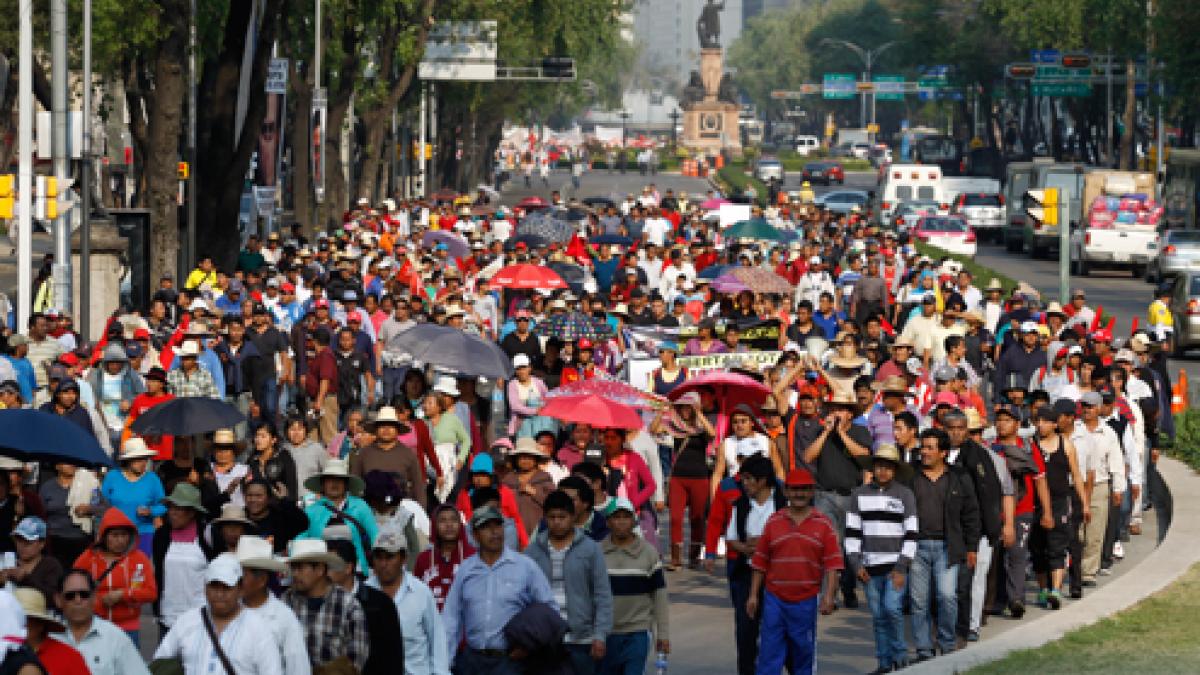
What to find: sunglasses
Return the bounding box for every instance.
[63,590,92,601]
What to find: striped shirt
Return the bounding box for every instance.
[25,336,64,389]
[845,481,918,575]
[751,509,843,603]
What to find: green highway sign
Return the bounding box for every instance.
[1035,65,1091,81]
[822,73,856,100]
[1031,82,1092,97]
[918,78,947,89]
[873,75,905,101]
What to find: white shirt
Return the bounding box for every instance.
[159,539,208,627]
[492,218,513,242]
[243,593,313,675]
[1070,420,1127,493]
[55,617,150,675]
[722,433,772,479]
[153,606,283,675]
[958,286,982,312]
[368,573,450,675]
[643,217,672,247]
[726,489,778,541]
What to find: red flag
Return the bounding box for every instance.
[880,316,896,337]
[159,314,191,370]
[1089,305,1104,333]
[1105,316,1116,333]
[1130,317,1139,335]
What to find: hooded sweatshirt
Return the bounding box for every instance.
[73,508,159,631]
[454,454,530,548]
[1029,340,1076,400]
[412,504,476,612]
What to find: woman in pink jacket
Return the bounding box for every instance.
[600,427,659,551]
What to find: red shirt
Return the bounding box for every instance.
[36,635,90,675]
[305,347,339,399]
[751,508,844,602]
[994,438,1047,516]
[129,391,176,459]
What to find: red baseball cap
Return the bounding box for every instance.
[934,391,959,407]
[784,468,816,487]
[133,328,151,340]
[1091,330,1112,343]
[577,338,594,351]
[313,298,330,309]
[281,282,296,293]
[59,353,80,367]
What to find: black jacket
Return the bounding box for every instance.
[246,500,310,554]
[953,440,1004,542]
[906,465,981,566]
[356,582,405,675]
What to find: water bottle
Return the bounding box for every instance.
[654,651,668,675]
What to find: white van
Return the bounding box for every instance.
[794,135,820,156]
[877,164,944,225]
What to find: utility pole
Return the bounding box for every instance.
[819,39,897,134]
[418,83,427,197]
[187,0,197,272]
[17,0,33,331]
[80,0,92,341]
[51,0,71,314]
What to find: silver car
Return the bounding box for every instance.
[1149,229,1200,283]
[1166,271,1200,355]
[754,157,785,182]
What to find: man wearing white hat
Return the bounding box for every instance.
[235,536,312,675]
[154,553,283,674]
[166,340,221,399]
[282,539,370,672]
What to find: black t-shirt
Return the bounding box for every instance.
[787,321,822,345]
[248,325,289,378]
[814,424,871,492]
[672,431,713,478]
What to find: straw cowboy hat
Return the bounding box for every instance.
[829,353,867,369]
[118,437,157,462]
[826,389,859,407]
[856,443,914,482]
[303,458,366,496]
[235,536,287,573]
[13,587,65,632]
[872,375,909,395]
[367,406,410,433]
[212,503,255,529]
[511,436,549,459]
[285,538,346,571]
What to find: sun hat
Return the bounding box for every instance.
[163,483,207,513]
[212,503,254,529]
[212,428,239,447]
[512,436,549,458]
[118,437,157,462]
[827,389,859,407]
[176,340,202,357]
[367,406,410,432]
[433,375,461,397]
[858,443,913,481]
[303,457,367,496]
[286,539,346,571]
[13,587,65,632]
[235,536,287,573]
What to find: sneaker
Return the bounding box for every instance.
[1047,590,1062,610]
[967,630,980,642]
[1114,542,1125,559]
[1036,589,1049,607]
[1008,601,1026,619]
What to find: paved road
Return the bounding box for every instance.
[499,166,715,207]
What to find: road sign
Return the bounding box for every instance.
[1035,65,1091,81]
[419,21,498,81]
[1007,63,1036,79]
[866,123,880,133]
[1061,54,1091,68]
[265,58,289,94]
[855,81,874,92]
[822,73,856,100]
[1031,49,1061,64]
[874,75,905,101]
[1031,82,1092,97]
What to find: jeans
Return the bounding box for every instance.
[756,591,817,675]
[381,367,407,404]
[260,377,278,422]
[815,491,857,600]
[567,643,597,675]
[453,648,522,675]
[1004,514,1033,605]
[728,564,760,675]
[865,572,907,669]
[600,631,649,675]
[910,539,958,656]
[968,535,994,632]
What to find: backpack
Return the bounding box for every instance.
[333,351,364,408]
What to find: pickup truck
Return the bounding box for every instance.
[1069,226,1156,278]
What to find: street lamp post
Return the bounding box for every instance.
[668,108,681,149]
[820,39,898,142]
[619,111,631,173]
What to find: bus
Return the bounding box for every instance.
[914,134,964,176]
[1164,149,1200,230]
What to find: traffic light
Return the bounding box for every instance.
[1024,188,1059,228]
[177,161,189,180]
[35,176,59,220]
[1061,54,1091,69]
[0,174,13,219]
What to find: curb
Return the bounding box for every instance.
[907,456,1198,673]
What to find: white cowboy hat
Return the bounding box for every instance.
[511,436,549,459]
[367,406,411,432]
[212,503,255,529]
[432,375,460,397]
[303,457,366,496]
[176,340,202,357]
[285,538,346,572]
[13,587,65,632]
[118,437,157,461]
[235,535,287,573]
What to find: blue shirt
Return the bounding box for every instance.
[812,309,845,340]
[441,548,556,660]
[100,469,166,535]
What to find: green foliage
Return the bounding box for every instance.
[1169,410,1200,471]
[914,241,1019,296]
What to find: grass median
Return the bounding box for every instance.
[968,561,1200,674]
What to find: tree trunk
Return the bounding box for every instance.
[1120,58,1136,170]
[288,64,314,235]
[145,25,188,283]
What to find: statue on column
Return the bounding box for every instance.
[696,0,724,50]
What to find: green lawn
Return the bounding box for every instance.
[969,562,1200,674]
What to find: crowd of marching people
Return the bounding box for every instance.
[0,181,1177,675]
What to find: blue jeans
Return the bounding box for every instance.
[755,591,817,675]
[909,539,958,656]
[600,631,649,675]
[567,643,597,675]
[865,572,908,669]
[260,377,278,422]
[727,563,760,675]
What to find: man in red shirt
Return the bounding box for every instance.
[305,327,340,444]
[747,467,843,675]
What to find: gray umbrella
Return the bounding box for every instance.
[385,324,513,379]
[516,211,574,243]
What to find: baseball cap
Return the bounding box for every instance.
[609,497,636,516]
[1035,406,1059,423]
[281,282,296,293]
[1019,321,1040,333]
[312,298,330,309]
[1114,349,1136,363]
[1051,399,1078,418]
[1080,391,1102,407]
[373,526,408,553]
[934,391,959,407]
[11,516,47,541]
[921,294,937,305]
[513,354,531,368]
[994,404,1022,420]
[470,505,505,529]
[784,468,816,487]
[205,553,243,586]
[933,365,957,382]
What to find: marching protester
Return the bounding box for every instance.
[0,175,1171,675]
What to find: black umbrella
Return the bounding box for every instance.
[581,196,615,209]
[504,233,550,251]
[386,324,513,379]
[589,233,634,247]
[547,261,587,294]
[0,409,114,468]
[130,397,246,436]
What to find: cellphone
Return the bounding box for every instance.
[1,552,15,569]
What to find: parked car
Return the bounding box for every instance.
[1149,229,1200,283]
[1165,270,1200,356]
[794,135,821,156]
[951,192,1006,242]
[801,161,844,186]
[868,145,893,167]
[891,200,943,231]
[813,190,870,215]
[754,156,785,182]
[911,215,977,256]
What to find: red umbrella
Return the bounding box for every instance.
[539,394,644,430]
[667,371,770,411]
[518,196,549,208]
[545,377,667,409]
[491,264,568,290]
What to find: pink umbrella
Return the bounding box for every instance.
[491,264,568,290]
[668,371,770,412]
[540,394,644,430]
[546,377,667,409]
[700,198,731,210]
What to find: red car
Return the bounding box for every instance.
[801,161,845,185]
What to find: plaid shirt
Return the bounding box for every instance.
[166,366,220,399]
[283,584,369,672]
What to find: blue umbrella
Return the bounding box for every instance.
[590,234,634,247]
[698,264,732,280]
[130,397,246,436]
[0,409,113,467]
[386,324,512,379]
